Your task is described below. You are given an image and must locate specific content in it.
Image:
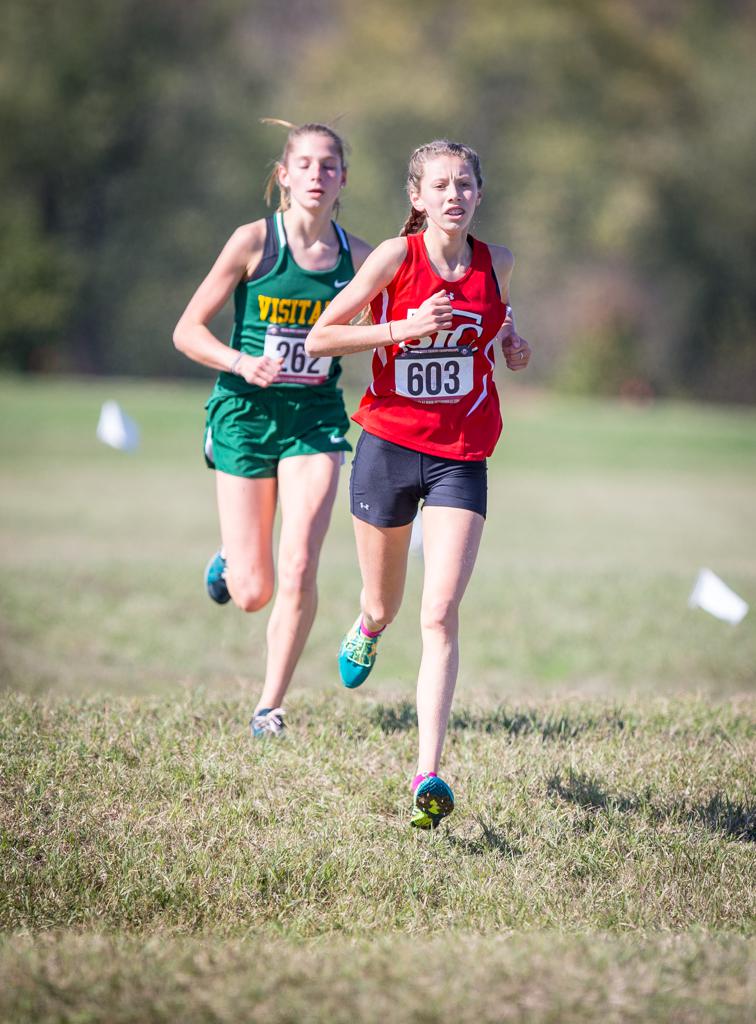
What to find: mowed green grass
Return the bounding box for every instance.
[1,694,755,1022]
[1,375,755,1022]
[1,374,755,698]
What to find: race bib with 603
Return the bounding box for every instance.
[263,325,332,385]
[394,347,474,403]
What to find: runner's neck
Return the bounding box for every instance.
[421,226,473,282]
[282,207,339,268]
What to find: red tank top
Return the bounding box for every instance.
[352,232,508,460]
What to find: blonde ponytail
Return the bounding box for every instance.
[260,118,298,131]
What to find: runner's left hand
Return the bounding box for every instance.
[500,325,531,371]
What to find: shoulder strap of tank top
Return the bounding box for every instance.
[401,232,421,264]
[274,211,287,249]
[472,237,503,298]
[263,216,279,262]
[247,217,280,283]
[333,221,350,254]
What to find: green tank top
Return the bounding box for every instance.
[212,212,355,397]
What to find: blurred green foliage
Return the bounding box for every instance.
[1,0,754,400]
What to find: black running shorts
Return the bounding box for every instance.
[349,430,487,527]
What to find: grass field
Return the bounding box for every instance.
[1,375,755,1022]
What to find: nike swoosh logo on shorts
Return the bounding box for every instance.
[334,279,350,288]
[329,434,345,443]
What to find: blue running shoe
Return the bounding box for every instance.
[338,616,382,689]
[205,550,230,604]
[411,773,455,829]
[250,707,286,738]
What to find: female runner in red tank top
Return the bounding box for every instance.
[307,140,531,829]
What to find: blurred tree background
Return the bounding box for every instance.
[1,0,754,401]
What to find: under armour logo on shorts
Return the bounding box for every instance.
[360,502,370,510]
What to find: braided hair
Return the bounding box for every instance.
[400,140,484,235]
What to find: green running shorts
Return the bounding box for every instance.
[204,387,352,479]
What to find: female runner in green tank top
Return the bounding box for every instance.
[174,121,371,736]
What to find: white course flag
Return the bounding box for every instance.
[96,400,140,452]
[688,568,749,625]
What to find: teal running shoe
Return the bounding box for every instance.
[250,707,286,738]
[338,616,382,689]
[411,773,455,829]
[205,550,230,605]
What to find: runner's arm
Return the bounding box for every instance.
[307,238,455,356]
[345,232,373,273]
[489,245,532,371]
[306,238,406,356]
[489,244,515,307]
[173,222,279,385]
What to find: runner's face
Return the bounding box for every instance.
[278,134,346,213]
[411,156,481,232]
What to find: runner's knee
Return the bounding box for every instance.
[362,596,400,630]
[420,598,460,637]
[276,551,318,597]
[229,573,274,613]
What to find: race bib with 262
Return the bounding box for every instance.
[263,325,332,385]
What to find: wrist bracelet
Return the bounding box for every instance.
[388,321,396,344]
[228,351,244,375]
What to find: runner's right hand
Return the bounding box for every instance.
[237,354,283,387]
[401,289,453,341]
